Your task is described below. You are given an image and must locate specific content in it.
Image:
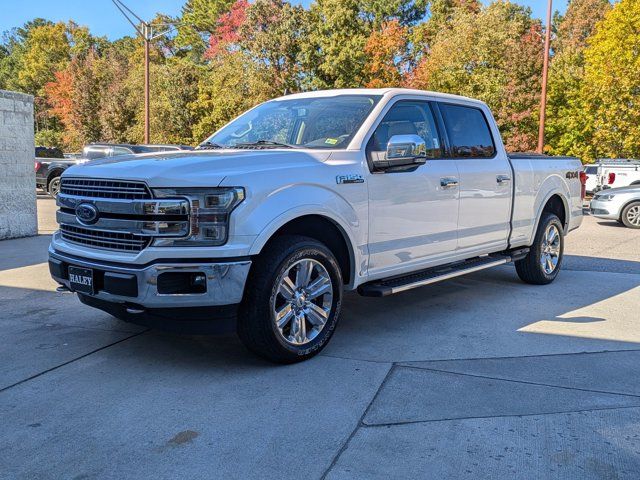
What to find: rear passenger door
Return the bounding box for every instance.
[437,103,512,253]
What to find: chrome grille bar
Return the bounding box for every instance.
[56,211,190,237]
[60,225,149,252]
[57,177,190,252]
[60,178,151,199]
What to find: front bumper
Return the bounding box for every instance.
[589,198,619,220]
[48,246,251,309]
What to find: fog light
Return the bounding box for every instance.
[157,272,207,294]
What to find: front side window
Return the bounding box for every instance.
[439,104,496,158]
[367,101,442,158]
[204,95,382,150]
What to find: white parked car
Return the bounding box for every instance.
[49,88,585,363]
[590,185,640,228]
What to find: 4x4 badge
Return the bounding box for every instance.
[336,174,364,184]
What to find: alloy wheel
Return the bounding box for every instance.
[271,258,333,346]
[626,205,640,227]
[540,224,561,274]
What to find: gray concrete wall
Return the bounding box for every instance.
[0,90,36,240]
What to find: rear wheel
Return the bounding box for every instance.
[515,213,564,285]
[48,176,61,198]
[237,235,343,363]
[621,202,640,229]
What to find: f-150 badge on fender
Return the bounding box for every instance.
[336,174,364,184]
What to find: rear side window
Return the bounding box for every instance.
[439,104,496,158]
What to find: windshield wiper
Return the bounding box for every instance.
[232,140,296,149]
[196,141,225,150]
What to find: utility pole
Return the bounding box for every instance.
[111,0,176,144]
[537,0,553,154]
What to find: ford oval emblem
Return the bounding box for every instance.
[75,203,99,225]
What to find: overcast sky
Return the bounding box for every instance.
[2,1,568,40]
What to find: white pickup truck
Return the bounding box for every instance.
[49,88,585,363]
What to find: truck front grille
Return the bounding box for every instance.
[60,225,149,252]
[60,178,151,200]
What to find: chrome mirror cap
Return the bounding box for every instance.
[373,134,428,170]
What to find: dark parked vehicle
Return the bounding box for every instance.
[35,157,81,197]
[35,143,193,197]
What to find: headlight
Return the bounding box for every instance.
[595,194,615,201]
[151,187,245,246]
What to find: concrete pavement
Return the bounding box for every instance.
[0,199,639,479]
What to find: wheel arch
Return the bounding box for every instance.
[529,190,569,245]
[46,167,64,186]
[250,212,357,288]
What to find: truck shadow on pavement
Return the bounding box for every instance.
[1,254,639,373]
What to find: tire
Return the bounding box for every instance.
[237,235,343,363]
[515,213,564,285]
[48,176,61,198]
[620,201,640,229]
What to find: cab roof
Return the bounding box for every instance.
[273,88,487,107]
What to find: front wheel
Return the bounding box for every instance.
[237,235,343,363]
[515,213,564,285]
[48,176,61,198]
[621,202,640,229]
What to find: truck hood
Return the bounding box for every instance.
[62,149,332,188]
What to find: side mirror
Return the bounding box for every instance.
[373,134,428,170]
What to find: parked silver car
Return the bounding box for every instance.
[590,185,640,228]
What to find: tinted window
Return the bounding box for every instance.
[439,104,495,158]
[585,166,597,174]
[368,101,442,158]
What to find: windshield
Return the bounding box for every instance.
[203,94,382,149]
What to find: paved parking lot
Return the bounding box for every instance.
[1,197,639,479]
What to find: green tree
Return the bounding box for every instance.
[300,0,369,89]
[191,52,273,141]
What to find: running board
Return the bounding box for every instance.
[357,250,527,298]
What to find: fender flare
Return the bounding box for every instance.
[529,181,570,245]
[248,205,360,285]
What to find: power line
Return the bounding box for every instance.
[110,0,179,144]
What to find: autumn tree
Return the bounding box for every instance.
[409,1,543,151]
[176,0,237,59]
[364,20,409,87]
[545,0,610,160]
[237,0,306,94]
[580,0,640,159]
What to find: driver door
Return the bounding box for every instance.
[366,100,460,278]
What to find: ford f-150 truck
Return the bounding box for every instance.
[49,88,585,363]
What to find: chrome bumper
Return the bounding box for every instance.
[49,246,251,308]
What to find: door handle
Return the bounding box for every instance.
[496,175,511,184]
[440,177,459,188]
